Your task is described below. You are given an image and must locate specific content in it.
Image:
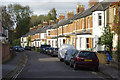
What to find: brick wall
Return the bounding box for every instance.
[1,43,11,63]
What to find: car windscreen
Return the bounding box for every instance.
[78,51,97,58]
[66,50,77,55]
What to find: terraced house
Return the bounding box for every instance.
[46,1,119,52]
[21,1,119,53]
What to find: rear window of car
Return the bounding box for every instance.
[78,51,97,58]
[49,48,54,50]
[55,48,59,50]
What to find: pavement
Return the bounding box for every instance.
[2,51,23,78]
[99,63,119,79]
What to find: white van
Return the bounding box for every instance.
[58,44,75,62]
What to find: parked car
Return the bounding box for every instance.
[49,48,59,56]
[40,45,51,53]
[45,47,51,54]
[25,46,31,50]
[47,47,54,55]
[70,51,99,71]
[58,44,75,62]
[64,49,78,65]
[13,46,24,52]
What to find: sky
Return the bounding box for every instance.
[0,0,118,17]
[0,0,90,17]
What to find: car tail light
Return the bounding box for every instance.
[53,50,55,52]
[95,58,99,62]
[77,57,81,61]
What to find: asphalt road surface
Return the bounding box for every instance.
[17,51,110,79]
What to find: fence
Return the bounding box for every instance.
[1,43,11,63]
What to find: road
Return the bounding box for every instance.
[17,51,109,79]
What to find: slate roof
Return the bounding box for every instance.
[74,2,112,20]
[22,2,112,37]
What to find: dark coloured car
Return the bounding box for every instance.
[40,45,51,54]
[64,49,78,65]
[49,48,59,57]
[25,46,31,50]
[70,51,99,71]
[45,47,51,54]
[13,46,24,52]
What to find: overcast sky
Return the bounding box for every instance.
[0,0,118,17]
[0,0,90,17]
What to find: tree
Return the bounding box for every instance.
[27,36,31,46]
[98,25,113,54]
[7,4,32,39]
[1,6,14,44]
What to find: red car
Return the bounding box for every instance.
[70,51,99,71]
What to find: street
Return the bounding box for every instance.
[17,51,110,79]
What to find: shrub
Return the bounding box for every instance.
[35,47,40,52]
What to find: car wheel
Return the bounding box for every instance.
[94,66,99,72]
[60,59,63,62]
[73,63,78,70]
[70,61,73,67]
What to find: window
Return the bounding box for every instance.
[48,41,50,45]
[52,40,54,47]
[86,38,89,48]
[48,31,50,36]
[82,19,83,29]
[88,17,90,28]
[63,39,65,44]
[69,39,70,44]
[98,13,102,26]
[55,41,57,46]
[72,38,75,46]
[38,42,39,47]
[79,38,82,49]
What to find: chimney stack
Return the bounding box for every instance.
[37,24,42,29]
[67,11,74,19]
[76,4,85,14]
[43,21,48,26]
[58,13,65,21]
[89,0,98,8]
[49,20,54,26]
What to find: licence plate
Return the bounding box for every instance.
[84,59,92,62]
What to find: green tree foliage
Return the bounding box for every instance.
[7,4,32,39]
[1,6,15,44]
[1,6,14,30]
[30,8,57,27]
[27,37,31,46]
[112,2,120,61]
[30,15,45,27]
[47,8,57,23]
[12,38,20,46]
[98,25,113,54]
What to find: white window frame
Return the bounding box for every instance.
[114,7,116,16]
[79,37,82,49]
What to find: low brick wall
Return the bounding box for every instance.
[96,53,107,64]
[1,43,11,63]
